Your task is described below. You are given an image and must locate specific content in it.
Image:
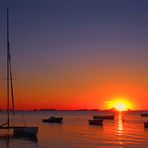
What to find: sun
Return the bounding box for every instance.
[114,101,127,111]
[106,97,132,111]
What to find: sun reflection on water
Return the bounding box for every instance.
[116,112,124,146]
[117,112,124,135]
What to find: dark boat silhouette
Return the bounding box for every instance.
[141,113,148,117]
[93,115,114,120]
[88,119,103,126]
[0,7,38,137]
[144,122,148,128]
[42,117,63,123]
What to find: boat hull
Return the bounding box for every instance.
[141,114,148,117]
[42,117,63,123]
[144,122,148,128]
[93,115,114,120]
[13,127,38,137]
[88,119,103,126]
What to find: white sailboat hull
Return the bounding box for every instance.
[13,127,38,136]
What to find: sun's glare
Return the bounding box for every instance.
[106,97,132,111]
[114,102,127,111]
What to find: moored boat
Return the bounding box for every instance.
[93,115,114,120]
[88,119,103,126]
[0,126,38,136]
[144,122,148,128]
[42,117,63,123]
[13,127,38,136]
[141,113,148,117]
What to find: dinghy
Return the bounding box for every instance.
[42,117,63,123]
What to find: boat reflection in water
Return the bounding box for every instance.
[0,132,38,148]
[88,119,103,126]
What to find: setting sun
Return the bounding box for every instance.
[114,101,127,111]
[106,97,132,111]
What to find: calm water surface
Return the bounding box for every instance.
[0,111,148,148]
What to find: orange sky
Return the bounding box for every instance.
[1,74,147,110]
[0,54,148,110]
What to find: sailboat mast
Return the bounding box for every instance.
[6,7,10,128]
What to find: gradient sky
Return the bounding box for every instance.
[0,0,148,110]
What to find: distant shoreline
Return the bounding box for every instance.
[0,109,148,112]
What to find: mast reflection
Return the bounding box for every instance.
[0,133,38,148]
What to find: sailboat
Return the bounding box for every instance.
[0,7,38,137]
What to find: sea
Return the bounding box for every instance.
[0,111,148,148]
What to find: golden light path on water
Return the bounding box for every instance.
[117,112,124,146]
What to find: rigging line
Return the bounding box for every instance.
[6,6,15,117]
[9,50,15,114]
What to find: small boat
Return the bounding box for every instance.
[0,126,38,137]
[42,117,63,123]
[93,115,114,120]
[144,122,148,128]
[141,113,148,117]
[13,127,38,136]
[88,119,103,126]
[0,7,38,137]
